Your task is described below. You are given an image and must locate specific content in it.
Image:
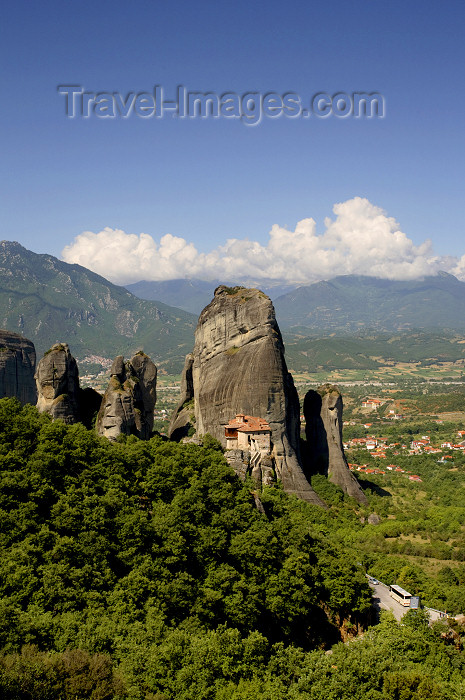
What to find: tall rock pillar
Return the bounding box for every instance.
[0,329,37,405]
[172,285,325,506]
[35,343,81,423]
[304,384,367,504]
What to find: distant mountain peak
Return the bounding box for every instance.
[274,273,465,333]
[0,240,196,373]
[0,240,28,253]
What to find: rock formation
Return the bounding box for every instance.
[224,449,275,488]
[168,353,194,441]
[0,329,37,405]
[96,352,157,440]
[35,343,82,423]
[170,286,324,506]
[78,387,105,430]
[304,384,367,504]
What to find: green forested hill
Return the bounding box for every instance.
[0,241,196,372]
[283,330,465,373]
[1,398,465,699]
[274,272,465,333]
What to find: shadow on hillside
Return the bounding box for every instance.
[360,479,392,498]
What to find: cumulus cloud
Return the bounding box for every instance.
[61,197,458,285]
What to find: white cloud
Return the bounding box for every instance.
[450,254,465,281]
[61,197,460,285]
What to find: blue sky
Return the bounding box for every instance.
[2,0,465,283]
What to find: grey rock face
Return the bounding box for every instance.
[168,353,195,440]
[224,449,249,481]
[173,285,324,506]
[35,343,81,423]
[224,449,275,487]
[304,384,367,504]
[0,329,37,404]
[368,512,381,525]
[96,352,157,440]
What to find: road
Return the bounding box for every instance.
[369,581,409,621]
[368,580,449,623]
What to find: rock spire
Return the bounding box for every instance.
[304,384,367,504]
[0,329,37,405]
[35,343,82,423]
[170,285,324,506]
[96,352,157,440]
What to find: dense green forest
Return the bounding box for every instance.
[1,398,465,699]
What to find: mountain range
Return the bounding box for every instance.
[129,272,465,335]
[3,239,465,375]
[0,241,196,373]
[126,279,296,314]
[273,273,465,333]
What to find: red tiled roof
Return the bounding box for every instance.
[226,414,271,433]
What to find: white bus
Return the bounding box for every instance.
[389,584,412,606]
